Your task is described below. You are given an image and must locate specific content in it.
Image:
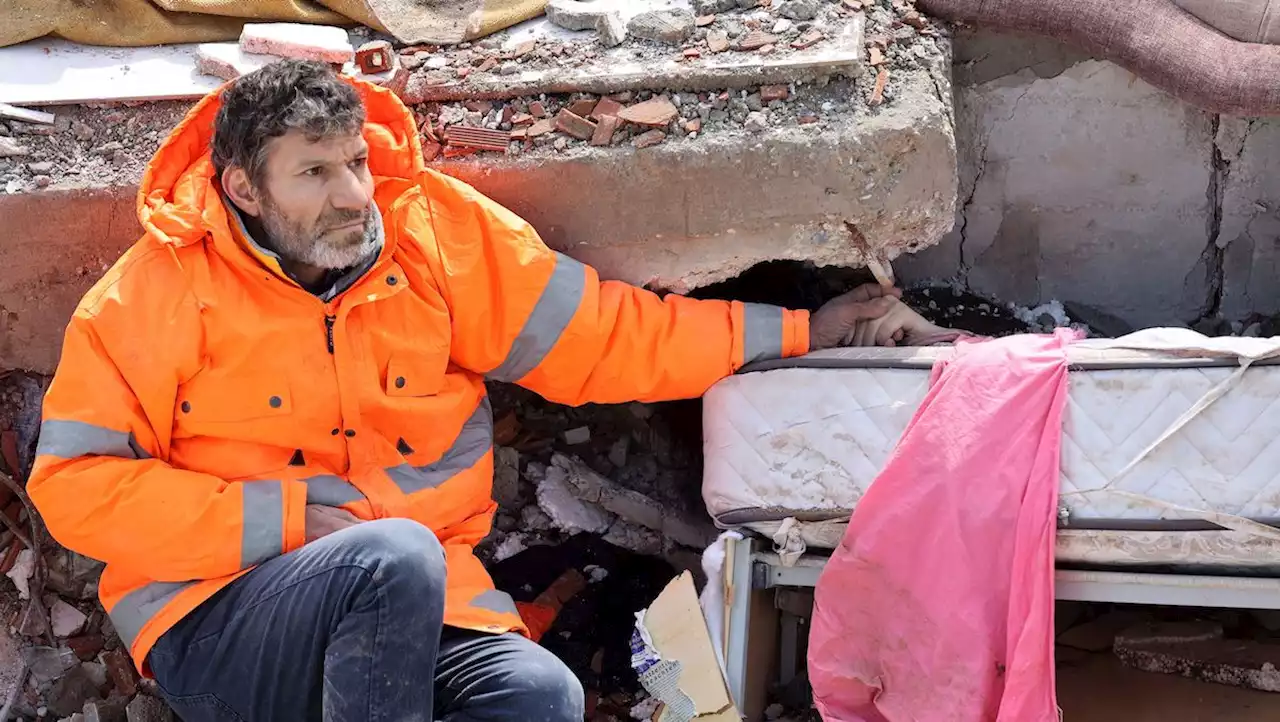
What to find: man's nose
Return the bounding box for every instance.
[329,169,371,211]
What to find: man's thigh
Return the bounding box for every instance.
[147,519,443,722]
[435,629,585,722]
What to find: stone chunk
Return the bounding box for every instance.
[239,23,353,64]
[125,695,173,722]
[48,666,102,718]
[355,40,394,74]
[545,0,606,31]
[628,10,696,44]
[707,30,730,53]
[563,426,592,445]
[83,697,129,722]
[195,43,273,81]
[760,85,790,102]
[737,31,779,51]
[50,598,88,638]
[23,646,77,685]
[777,0,821,20]
[597,12,628,48]
[617,98,679,128]
[0,136,29,159]
[533,463,614,534]
[693,0,737,12]
[101,649,138,698]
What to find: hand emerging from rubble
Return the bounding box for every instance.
[809,284,966,350]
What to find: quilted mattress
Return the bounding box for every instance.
[702,343,1280,539]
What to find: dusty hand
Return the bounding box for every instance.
[305,504,362,542]
[811,284,965,349]
[810,284,904,350]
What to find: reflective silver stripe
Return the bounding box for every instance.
[386,398,493,495]
[109,580,195,649]
[487,253,586,382]
[240,480,285,569]
[36,419,150,460]
[469,589,520,616]
[742,303,785,365]
[303,474,366,507]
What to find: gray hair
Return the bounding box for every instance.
[211,59,366,185]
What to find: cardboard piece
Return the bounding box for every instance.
[631,572,742,722]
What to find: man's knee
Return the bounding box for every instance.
[515,649,585,722]
[335,518,445,589]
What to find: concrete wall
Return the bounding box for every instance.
[898,29,1280,331]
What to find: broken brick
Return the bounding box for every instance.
[555,109,598,141]
[632,130,667,149]
[869,46,887,66]
[683,118,702,134]
[591,115,620,146]
[500,105,516,124]
[529,101,549,118]
[903,10,927,29]
[738,31,778,51]
[510,112,535,126]
[478,57,499,72]
[355,40,394,74]
[617,97,679,128]
[510,40,537,59]
[239,23,353,64]
[590,97,623,120]
[510,128,529,141]
[707,30,731,53]
[843,0,863,8]
[870,67,888,106]
[568,98,598,117]
[102,648,138,697]
[695,14,717,26]
[66,633,106,662]
[682,48,702,60]
[791,29,824,49]
[445,126,512,152]
[799,113,819,124]
[528,119,556,137]
[867,34,890,49]
[611,91,635,103]
[760,85,790,102]
[464,100,494,114]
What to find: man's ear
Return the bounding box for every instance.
[221,166,262,217]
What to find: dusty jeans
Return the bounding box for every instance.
[147,519,584,722]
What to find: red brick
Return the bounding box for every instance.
[510,112,535,126]
[632,130,666,149]
[792,29,824,49]
[102,648,139,697]
[456,67,473,79]
[682,48,702,59]
[355,40,394,74]
[760,85,790,102]
[738,31,778,51]
[591,115,621,146]
[528,118,556,137]
[903,11,927,29]
[445,126,511,152]
[868,46,886,66]
[555,109,598,141]
[682,118,702,133]
[870,67,888,106]
[510,128,529,141]
[568,98,597,118]
[478,57,498,72]
[696,14,717,26]
[510,40,536,59]
[799,113,819,125]
[66,633,105,661]
[501,105,516,124]
[529,101,549,118]
[464,100,493,114]
[590,97,623,120]
[617,98,679,128]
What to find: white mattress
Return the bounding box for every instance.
[702,345,1280,534]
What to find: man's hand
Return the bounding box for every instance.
[810,284,965,350]
[305,505,362,542]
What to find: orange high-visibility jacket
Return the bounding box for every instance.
[28,79,810,673]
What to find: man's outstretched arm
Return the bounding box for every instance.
[420,172,906,406]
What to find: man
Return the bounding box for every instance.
[29,60,942,722]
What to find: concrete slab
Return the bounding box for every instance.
[1217,117,1280,320]
[0,40,220,106]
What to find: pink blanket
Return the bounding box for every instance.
[809,331,1076,722]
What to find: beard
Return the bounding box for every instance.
[259,195,379,271]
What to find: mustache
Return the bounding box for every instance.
[320,208,370,230]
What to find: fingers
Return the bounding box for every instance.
[845,284,903,302]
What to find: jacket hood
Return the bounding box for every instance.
[136,76,427,249]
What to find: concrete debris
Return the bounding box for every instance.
[1115,621,1280,693]
[597,12,629,48]
[545,0,613,32]
[0,137,29,158]
[777,0,821,21]
[49,597,88,638]
[81,661,109,690]
[630,697,662,720]
[744,111,769,132]
[102,649,139,698]
[24,646,79,686]
[239,23,354,65]
[195,43,272,81]
[82,696,130,722]
[534,463,615,535]
[47,666,102,718]
[627,10,696,44]
[584,565,609,583]
[693,0,737,13]
[563,426,593,445]
[7,548,33,599]
[492,533,531,563]
[492,446,522,510]
[0,103,56,126]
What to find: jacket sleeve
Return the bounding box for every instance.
[28,297,309,583]
[422,173,810,405]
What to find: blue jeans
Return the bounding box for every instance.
[147,519,584,722]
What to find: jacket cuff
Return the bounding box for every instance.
[282,479,309,554]
[783,309,810,358]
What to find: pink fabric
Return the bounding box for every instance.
[809,331,1077,722]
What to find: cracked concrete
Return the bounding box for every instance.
[899,31,1227,331]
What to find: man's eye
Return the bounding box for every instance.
[350,157,368,169]
[304,167,323,177]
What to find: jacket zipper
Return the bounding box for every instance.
[324,315,336,354]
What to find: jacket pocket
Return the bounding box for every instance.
[385,350,447,397]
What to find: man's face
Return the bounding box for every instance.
[242,130,377,270]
